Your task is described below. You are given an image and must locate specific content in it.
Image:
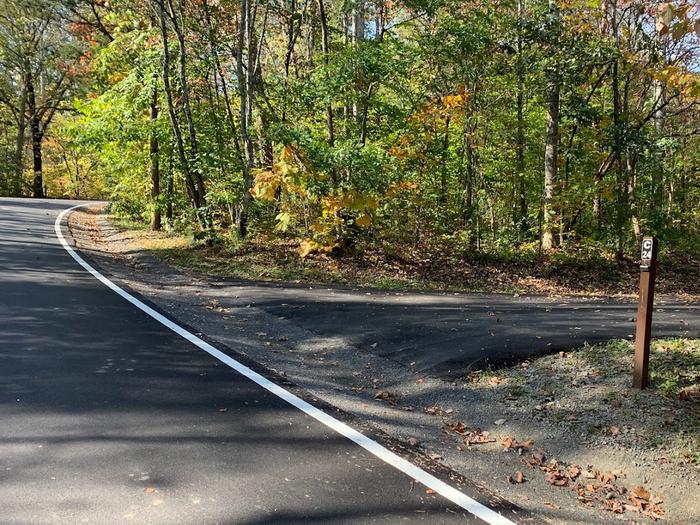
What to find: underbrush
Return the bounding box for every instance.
[107,213,700,297]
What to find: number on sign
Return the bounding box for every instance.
[640,237,655,269]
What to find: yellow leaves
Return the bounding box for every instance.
[320,194,347,217]
[274,212,292,232]
[385,180,418,198]
[250,144,307,202]
[442,91,468,110]
[298,238,333,258]
[388,136,422,162]
[651,66,700,100]
[277,145,300,177]
[406,88,469,130]
[309,221,326,234]
[251,170,281,201]
[355,214,371,228]
[298,239,320,257]
[321,191,378,218]
[387,145,407,159]
[108,72,127,84]
[318,191,375,233]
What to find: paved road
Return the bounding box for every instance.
[1,199,522,524]
[202,271,698,378]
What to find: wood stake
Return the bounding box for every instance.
[633,237,658,389]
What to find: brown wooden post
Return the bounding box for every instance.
[632,236,658,389]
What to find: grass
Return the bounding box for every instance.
[469,338,700,464]
[576,338,700,399]
[109,215,150,232]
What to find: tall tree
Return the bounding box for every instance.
[542,0,560,250]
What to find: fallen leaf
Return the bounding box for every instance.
[426,405,450,417]
[545,470,567,486]
[374,391,397,405]
[567,464,581,480]
[464,430,496,446]
[582,467,597,479]
[502,436,534,451]
[631,486,651,501]
[444,421,467,435]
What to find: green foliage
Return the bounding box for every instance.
[0,0,698,263]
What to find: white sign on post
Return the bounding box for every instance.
[640,237,654,269]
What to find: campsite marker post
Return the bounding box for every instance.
[632,237,658,390]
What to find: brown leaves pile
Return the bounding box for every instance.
[502,435,534,454]
[443,421,496,446]
[522,451,665,520]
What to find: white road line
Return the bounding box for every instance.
[55,204,517,525]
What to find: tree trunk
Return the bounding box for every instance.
[440,115,450,204]
[610,3,627,259]
[166,154,174,223]
[541,0,559,250]
[149,83,162,231]
[351,2,364,125]
[26,75,45,198]
[651,79,665,212]
[318,0,334,147]
[593,184,602,233]
[627,151,641,242]
[158,2,198,208]
[13,82,27,195]
[169,0,205,209]
[516,0,527,241]
[463,126,476,249]
[236,0,259,238]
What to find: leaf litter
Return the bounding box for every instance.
[522,449,665,520]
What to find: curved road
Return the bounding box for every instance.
[1,199,523,524]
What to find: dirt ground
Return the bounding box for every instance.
[68,206,700,524]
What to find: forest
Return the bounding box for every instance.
[1,0,698,270]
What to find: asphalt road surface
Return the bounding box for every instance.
[1,198,520,525]
[197,266,699,378]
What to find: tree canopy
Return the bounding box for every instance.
[1,0,698,260]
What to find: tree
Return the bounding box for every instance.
[0,0,82,198]
[542,0,560,250]
[2,0,696,263]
